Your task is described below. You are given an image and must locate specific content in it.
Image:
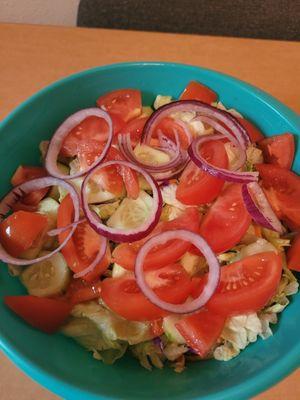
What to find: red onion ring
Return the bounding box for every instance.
[45,108,113,180]
[0,177,80,265]
[242,182,285,233]
[189,134,258,183]
[142,100,250,148]
[135,229,220,314]
[73,235,107,279]
[81,160,162,242]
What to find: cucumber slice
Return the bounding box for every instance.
[153,95,172,110]
[21,251,71,297]
[38,197,59,229]
[162,315,186,344]
[49,163,70,200]
[111,263,132,278]
[107,191,153,230]
[134,144,170,165]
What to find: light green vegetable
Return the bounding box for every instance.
[162,315,185,344]
[111,263,132,279]
[38,197,59,229]
[262,228,290,251]
[134,143,170,165]
[153,95,172,110]
[107,190,153,230]
[91,201,120,220]
[21,251,70,297]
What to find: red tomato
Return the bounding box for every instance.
[4,295,71,333]
[101,264,192,321]
[194,184,251,254]
[10,165,48,208]
[258,133,295,169]
[114,116,148,146]
[0,211,48,257]
[149,319,164,336]
[154,117,191,150]
[57,195,111,281]
[97,89,142,123]
[193,252,282,316]
[180,81,218,104]
[176,140,228,205]
[256,163,300,230]
[287,234,300,272]
[236,117,264,143]
[64,279,102,305]
[175,310,225,357]
[112,207,202,271]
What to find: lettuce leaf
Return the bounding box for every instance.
[130,341,164,370]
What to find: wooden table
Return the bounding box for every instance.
[0,23,299,400]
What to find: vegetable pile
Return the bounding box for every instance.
[1,81,299,371]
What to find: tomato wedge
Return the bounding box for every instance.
[101,264,192,321]
[176,140,228,205]
[64,279,102,305]
[57,195,111,281]
[180,81,218,104]
[193,184,251,254]
[258,133,295,169]
[112,207,202,271]
[236,117,264,143]
[175,310,225,357]
[154,117,191,150]
[0,211,48,257]
[287,234,300,272]
[10,165,48,208]
[97,89,142,123]
[4,295,71,333]
[114,116,148,146]
[256,163,300,230]
[193,252,282,316]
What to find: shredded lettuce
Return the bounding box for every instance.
[211,101,243,118]
[91,201,120,220]
[153,95,172,110]
[246,144,263,170]
[262,228,291,251]
[131,341,164,370]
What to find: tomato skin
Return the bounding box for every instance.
[287,234,300,272]
[176,140,228,205]
[64,279,102,305]
[0,211,48,257]
[4,296,72,333]
[258,133,295,169]
[195,184,251,254]
[97,89,142,123]
[57,195,111,281]
[236,117,264,143]
[256,163,300,230]
[149,319,164,336]
[175,310,225,357]
[114,116,148,146]
[154,117,191,150]
[112,208,202,271]
[180,81,218,104]
[11,165,48,208]
[193,252,282,317]
[101,264,193,321]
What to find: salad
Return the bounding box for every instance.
[1,81,299,372]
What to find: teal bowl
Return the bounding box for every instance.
[0,62,299,400]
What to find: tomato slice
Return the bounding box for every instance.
[97,89,142,123]
[180,81,218,104]
[176,140,228,205]
[236,117,264,143]
[112,207,202,271]
[193,252,282,316]
[256,163,300,230]
[149,319,164,336]
[175,310,225,357]
[64,279,102,305]
[101,264,192,321]
[11,165,48,208]
[191,184,251,255]
[287,234,300,272]
[4,295,72,333]
[258,133,295,169]
[0,211,48,257]
[57,195,111,281]
[154,117,191,150]
[114,116,148,146]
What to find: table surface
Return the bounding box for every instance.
[0,22,299,400]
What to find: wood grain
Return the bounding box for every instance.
[0,22,299,400]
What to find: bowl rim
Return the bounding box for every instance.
[0,61,299,400]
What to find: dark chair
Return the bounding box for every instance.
[77,0,300,41]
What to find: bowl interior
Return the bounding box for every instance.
[0,62,299,400]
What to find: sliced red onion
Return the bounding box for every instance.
[82,160,162,242]
[189,134,258,183]
[242,182,285,233]
[45,108,113,180]
[73,235,107,278]
[135,230,220,314]
[0,177,80,265]
[47,218,85,237]
[142,100,250,148]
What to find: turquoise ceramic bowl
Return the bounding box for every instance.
[0,62,299,400]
